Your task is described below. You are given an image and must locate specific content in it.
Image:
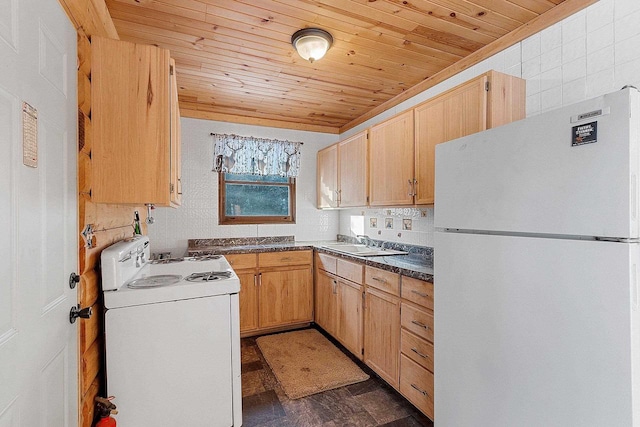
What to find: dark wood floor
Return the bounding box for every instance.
[241,328,434,427]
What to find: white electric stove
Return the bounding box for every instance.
[101,236,242,426]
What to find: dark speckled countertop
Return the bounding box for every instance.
[187,236,433,282]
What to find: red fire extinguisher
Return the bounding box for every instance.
[95,396,117,427]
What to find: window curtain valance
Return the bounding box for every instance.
[212,133,302,177]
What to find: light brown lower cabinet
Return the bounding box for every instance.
[237,271,259,332]
[337,280,363,357]
[398,277,435,420]
[400,354,434,418]
[227,251,313,335]
[364,286,401,389]
[259,267,313,328]
[316,252,435,420]
[315,269,338,336]
[314,253,364,360]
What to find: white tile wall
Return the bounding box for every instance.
[155,0,640,254]
[148,118,339,256]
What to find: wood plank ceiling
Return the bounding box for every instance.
[106,0,574,133]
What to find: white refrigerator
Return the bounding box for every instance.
[434,87,640,426]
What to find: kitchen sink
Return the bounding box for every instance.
[320,243,408,257]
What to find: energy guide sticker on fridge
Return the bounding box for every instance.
[572,121,597,147]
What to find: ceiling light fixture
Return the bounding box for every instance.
[291,28,333,63]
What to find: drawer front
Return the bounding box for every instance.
[259,250,312,267]
[401,303,433,342]
[401,329,433,372]
[337,258,363,284]
[365,266,400,296]
[401,277,433,310]
[315,252,337,274]
[225,253,257,270]
[400,354,434,419]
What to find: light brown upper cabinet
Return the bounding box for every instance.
[330,70,524,208]
[338,131,368,207]
[317,143,338,208]
[317,130,368,208]
[368,111,415,206]
[91,36,182,206]
[414,70,525,205]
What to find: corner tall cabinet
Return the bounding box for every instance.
[91,36,182,206]
[414,70,525,204]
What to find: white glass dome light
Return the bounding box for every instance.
[291,28,333,63]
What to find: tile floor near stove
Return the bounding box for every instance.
[241,329,434,427]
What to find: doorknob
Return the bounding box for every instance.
[69,272,80,289]
[69,304,92,324]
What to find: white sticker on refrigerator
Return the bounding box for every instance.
[571,121,597,147]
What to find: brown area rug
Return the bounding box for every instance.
[256,329,369,399]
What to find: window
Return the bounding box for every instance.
[219,173,296,224]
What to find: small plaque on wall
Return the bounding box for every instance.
[22,101,38,168]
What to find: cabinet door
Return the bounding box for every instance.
[315,270,338,336]
[92,36,172,205]
[337,280,363,359]
[338,131,368,207]
[364,287,401,388]
[317,144,338,208]
[238,271,259,333]
[169,58,182,207]
[259,267,313,328]
[369,110,415,206]
[414,76,487,205]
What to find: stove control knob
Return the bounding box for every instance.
[69,304,92,324]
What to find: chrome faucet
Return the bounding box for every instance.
[356,234,372,247]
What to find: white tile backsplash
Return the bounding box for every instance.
[153,0,640,255]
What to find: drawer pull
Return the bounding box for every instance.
[411,320,430,330]
[411,347,430,359]
[371,276,387,283]
[411,290,429,298]
[411,383,429,397]
[281,257,292,261]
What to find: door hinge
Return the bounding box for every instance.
[170,183,175,193]
[170,65,174,76]
[485,81,490,91]
[366,196,369,203]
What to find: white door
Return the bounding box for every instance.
[0,0,78,425]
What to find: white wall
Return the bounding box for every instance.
[339,0,640,245]
[148,118,339,255]
[153,0,640,254]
